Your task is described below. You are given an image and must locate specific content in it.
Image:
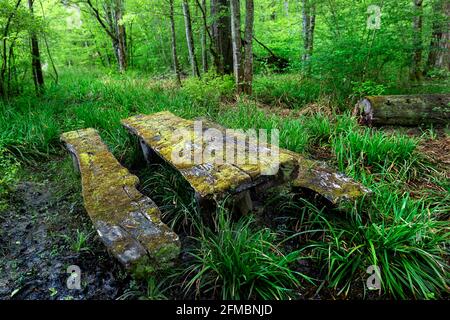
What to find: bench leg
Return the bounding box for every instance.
[235,190,253,216]
[69,152,80,174]
[139,138,155,163]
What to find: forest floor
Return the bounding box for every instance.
[0,159,130,300]
[1,129,448,300]
[0,70,449,300]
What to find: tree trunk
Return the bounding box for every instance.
[230,0,243,93]
[182,0,200,77]
[0,0,22,98]
[211,0,233,74]
[410,0,424,81]
[86,0,127,73]
[243,0,254,95]
[301,0,316,73]
[354,94,450,126]
[116,1,127,72]
[28,0,44,94]
[200,0,208,73]
[169,0,182,85]
[426,0,450,73]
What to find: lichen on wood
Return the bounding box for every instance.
[60,128,180,272]
[121,112,299,201]
[291,154,372,204]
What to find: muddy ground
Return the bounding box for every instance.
[0,179,130,300]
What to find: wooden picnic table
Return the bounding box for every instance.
[121,111,299,213]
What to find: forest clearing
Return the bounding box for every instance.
[0,0,449,302]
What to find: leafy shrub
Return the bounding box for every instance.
[351,80,386,99]
[181,72,235,104]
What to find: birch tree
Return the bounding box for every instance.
[301,0,316,74]
[86,0,128,73]
[169,0,182,84]
[182,0,200,77]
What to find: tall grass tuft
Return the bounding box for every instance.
[308,191,449,299]
[183,206,312,300]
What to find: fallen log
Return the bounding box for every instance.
[354,94,450,126]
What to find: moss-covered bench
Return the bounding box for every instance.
[291,155,371,204]
[61,128,180,272]
[121,111,299,214]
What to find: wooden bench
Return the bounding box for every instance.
[121,112,299,214]
[60,128,180,272]
[292,156,372,204]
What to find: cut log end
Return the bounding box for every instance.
[353,98,374,126]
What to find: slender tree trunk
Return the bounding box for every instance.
[169,0,182,85]
[200,0,208,73]
[182,0,200,77]
[211,0,233,74]
[411,0,424,81]
[426,0,450,73]
[243,0,254,95]
[301,0,316,74]
[28,0,44,94]
[86,0,127,73]
[230,0,243,93]
[114,0,127,72]
[0,0,22,98]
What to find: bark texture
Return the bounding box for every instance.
[28,0,44,94]
[354,94,450,126]
[169,0,182,85]
[182,0,200,77]
[230,0,243,92]
[211,0,233,74]
[426,0,450,72]
[411,0,424,81]
[301,0,316,69]
[243,0,254,95]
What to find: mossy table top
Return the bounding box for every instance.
[122,112,299,200]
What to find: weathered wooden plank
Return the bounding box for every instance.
[291,155,372,204]
[60,128,180,272]
[121,112,299,201]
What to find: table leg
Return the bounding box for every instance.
[139,138,156,163]
[235,190,253,215]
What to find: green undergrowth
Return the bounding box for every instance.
[1,69,448,300]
